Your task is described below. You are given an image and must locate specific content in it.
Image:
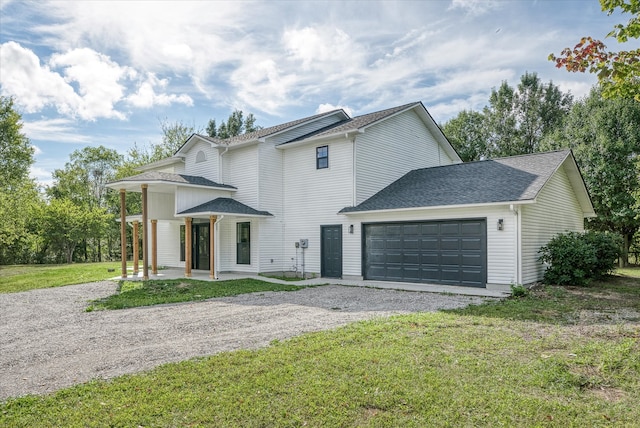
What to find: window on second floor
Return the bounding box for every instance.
[316,145,328,169]
[195,150,207,163]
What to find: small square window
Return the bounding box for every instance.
[316,145,328,169]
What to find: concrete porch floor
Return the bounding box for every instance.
[115,267,509,298]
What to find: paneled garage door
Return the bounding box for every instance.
[363,219,487,288]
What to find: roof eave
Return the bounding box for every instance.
[339,199,537,215]
[174,211,272,218]
[106,180,236,192]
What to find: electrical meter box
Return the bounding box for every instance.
[299,239,309,248]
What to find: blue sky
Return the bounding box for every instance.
[0,0,635,186]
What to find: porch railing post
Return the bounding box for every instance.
[132,220,139,276]
[142,184,149,280]
[151,219,158,274]
[119,189,127,279]
[210,215,216,279]
[185,217,192,278]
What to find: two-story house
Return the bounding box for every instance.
[108,102,594,292]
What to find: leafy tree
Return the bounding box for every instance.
[549,0,640,101]
[441,110,489,162]
[206,109,261,139]
[0,96,42,264]
[0,96,34,190]
[443,73,572,160]
[38,198,112,264]
[542,88,640,265]
[154,118,199,160]
[48,146,123,262]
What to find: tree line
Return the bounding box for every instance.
[442,76,639,266]
[0,101,260,265]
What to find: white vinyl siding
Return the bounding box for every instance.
[147,192,175,220]
[355,110,455,204]
[156,221,181,267]
[224,145,258,207]
[343,205,517,287]
[217,217,259,273]
[282,137,353,275]
[175,188,233,214]
[520,165,585,284]
[184,140,218,181]
[258,142,285,272]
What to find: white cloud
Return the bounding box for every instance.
[49,48,134,120]
[316,103,354,117]
[22,118,91,143]
[0,41,79,115]
[126,73,193,108]
[448,0,500,15]
[32,145,43,155]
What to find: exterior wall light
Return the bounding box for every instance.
[349,224,354,234]
[497,219,504,231]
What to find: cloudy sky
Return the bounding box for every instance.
[0,0,633,186]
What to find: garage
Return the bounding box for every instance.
[363,219,487,287]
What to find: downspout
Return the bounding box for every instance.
[219,145,230,184]
[214,215,224,279]
[351,134,357,206]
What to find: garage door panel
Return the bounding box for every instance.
[441,253,461,265]
[364,220,486,288]
[461,238,482,251]
[461,222,483,235]
[369,238,387,250]
[403,224,420,235]
[420,238,438,250]
[404,238,419,249]
[441,238,460,250]
[462,253,482,267]
[440,223,460,235]
[420,253,439,264]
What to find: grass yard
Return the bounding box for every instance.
[1,269,639,427]
[0,262,121,293]
[87,278,303,310]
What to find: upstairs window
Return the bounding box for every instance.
[316,145,328,169]
[195,150,207,163]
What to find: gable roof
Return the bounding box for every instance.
[340,150,594,215]
[176,197,272,217]
[107,171,236,191]
[280,102,419,144]
[173,110,350,156]
[277,101,461,162]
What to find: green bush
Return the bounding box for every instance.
[539,231,622,286]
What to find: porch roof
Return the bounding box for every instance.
[177,197,273,218]
[107,171,236,192]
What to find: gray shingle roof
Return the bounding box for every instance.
[213,110,346,146]
[115,171,236,189]
[178,198,272,216]
[340,150,571,213]
[280,102,420,144]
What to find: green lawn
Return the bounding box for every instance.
[87,278,304,310]
[0,262,122,293]
[1,268,639,426]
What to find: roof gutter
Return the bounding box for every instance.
[339,199,537,215]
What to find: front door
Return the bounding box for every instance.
[192,223,210,270]
[321,225,342,278]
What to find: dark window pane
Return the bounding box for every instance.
[316,145,328,169]
[236,222,250,264]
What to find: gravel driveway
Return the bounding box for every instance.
[0,281,489,400]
